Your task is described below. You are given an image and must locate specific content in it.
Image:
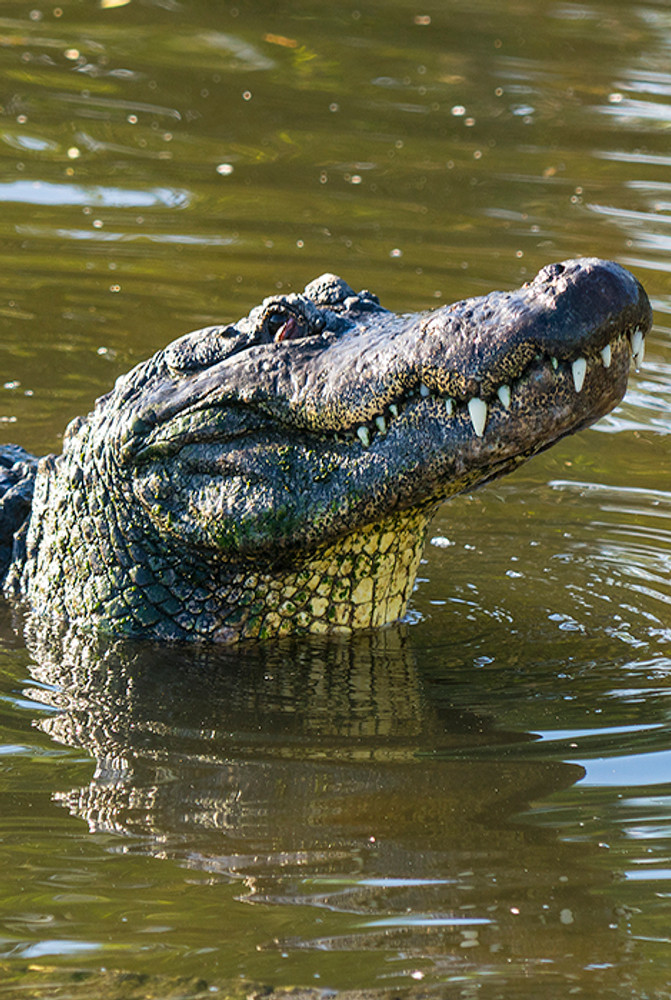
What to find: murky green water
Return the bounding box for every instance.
[0,0,670,997]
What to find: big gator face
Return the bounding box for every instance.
[97,258,650,563]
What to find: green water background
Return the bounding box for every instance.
[0,1,671,997]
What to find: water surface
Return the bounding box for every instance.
[0,1,670,997]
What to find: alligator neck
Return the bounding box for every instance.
[14,450,433,640]
[217,505,433,642]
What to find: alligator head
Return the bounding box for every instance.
[4,258,652,641]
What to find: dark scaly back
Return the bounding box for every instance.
[0,445,39,583]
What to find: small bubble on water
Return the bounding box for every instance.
[390,248,403,257]
[216,163,234,175]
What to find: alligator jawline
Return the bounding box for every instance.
[134,325,640,464]
[292,326,641,448]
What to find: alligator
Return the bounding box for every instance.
[0,258,652,642]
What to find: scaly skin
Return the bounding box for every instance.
[1,258,652,641]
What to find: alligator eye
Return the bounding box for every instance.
[266,309,315,343]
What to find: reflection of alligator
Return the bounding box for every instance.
[0,259,651,640]
[22,618,624,985]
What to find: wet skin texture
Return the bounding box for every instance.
[0,258,652,641]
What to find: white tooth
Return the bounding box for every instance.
[632,328,645,368]
[571,357,587,392]
[600,344,612,368]
[445,397,454,416]
[497,385,511,410]
[468,397,488,437]
[389,403,399,418]
[375,415,387,434]
[420,383,430,397]
[357,426,370,448]
[551,356,559,370]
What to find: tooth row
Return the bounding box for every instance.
[350,329,643,447]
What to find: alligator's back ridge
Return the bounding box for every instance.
[0,258,653,641]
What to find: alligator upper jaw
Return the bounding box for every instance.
[270,256,652,435]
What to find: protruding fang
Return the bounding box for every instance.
[600,344,612,369]
[375,415,387,434]
[571,357,587,393]
[468,397,488,438]
[420,383,430,398]
[445,398,454,416]
[389,403,399,418]
[551,357,559,370]
[632,328,645,368]
[497,385,511,410]
[357,426,370,448]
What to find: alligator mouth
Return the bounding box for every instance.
[130,323,643,463]
[336,324,645,448]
